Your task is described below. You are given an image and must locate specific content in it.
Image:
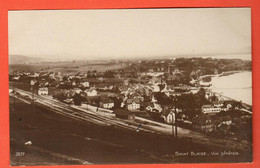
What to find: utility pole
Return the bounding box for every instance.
[33,87,34,103]
[174,97,178,139]
[31,86,35,104]
[13,88,16,112]
[31,80,35,104]
[172,118,174,136]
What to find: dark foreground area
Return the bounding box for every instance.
[10,97,252,166]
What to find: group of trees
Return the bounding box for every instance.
[152,88,208,119]
[103,70,116,78]
[53,93,86,105]
[129,57,251,83]
[72,94,86,105]
[58,83,74,89]
[53,93,67,101]
[153,92,173,106]
[174,91,208,118]
[210,110,252,141]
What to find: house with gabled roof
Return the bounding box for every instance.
[80,81,90,88]
[161,109,176,124]
[212,100,224,108]
[145,102,163,113]
[126,98,141,111]
[85,88,97,97]
[192,114,216,133]
[100,98,114,109]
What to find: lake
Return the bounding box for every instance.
[209,71,252,105]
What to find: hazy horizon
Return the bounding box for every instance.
[9,53,252,63]
[8,8,251,61]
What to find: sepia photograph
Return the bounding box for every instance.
[8,8,252,166]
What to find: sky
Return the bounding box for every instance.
[8,8,251,60]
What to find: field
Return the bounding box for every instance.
[9,61,126,73]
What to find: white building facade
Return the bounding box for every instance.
[38,87,48,95]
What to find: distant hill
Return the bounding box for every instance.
[9,55,42,64]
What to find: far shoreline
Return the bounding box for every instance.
[200,71,252,108]
[199,70,247,81]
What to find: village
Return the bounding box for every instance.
[9,57,252,143]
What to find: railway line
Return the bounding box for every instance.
[10,87,155,133]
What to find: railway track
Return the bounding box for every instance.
[11,88,154,133]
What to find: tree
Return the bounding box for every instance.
[112,86,120,93]
[53,93,66,101]
[58,84,72,89]
[154,92,172,105]
[172,94,199,118]
[111,97,122,109]
[73,93,84,105]
[94,96,101,107]
[62,76,68,81]
[104,71,115,78]
[194,88,209,107]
